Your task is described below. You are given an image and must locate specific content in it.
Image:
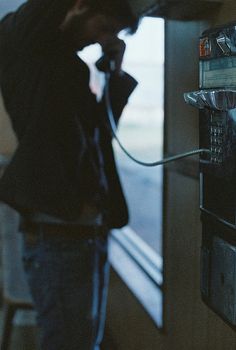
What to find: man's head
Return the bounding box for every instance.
[61,0,139,50]
[84,0,139,34]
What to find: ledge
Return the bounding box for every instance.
[109,226,163,328]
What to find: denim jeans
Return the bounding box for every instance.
[22,228,110,350]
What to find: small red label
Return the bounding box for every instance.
[200,37,211,58]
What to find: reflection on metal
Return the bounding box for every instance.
[184,89,236,111]
[216,34,232,56]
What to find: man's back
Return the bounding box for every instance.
[0,1,138,348]
[0,1,138,226]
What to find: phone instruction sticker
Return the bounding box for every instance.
[200,37,211,58]
[200,56,236,88]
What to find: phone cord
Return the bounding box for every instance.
[104,73,211,167]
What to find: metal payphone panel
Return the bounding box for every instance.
[211,236,236,325]
[200,55,236,89]
[199,108,236,227]
[199,109,236,167]
[185,22,236,330]
[201,217,236,327]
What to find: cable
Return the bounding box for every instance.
[104,73,211,167]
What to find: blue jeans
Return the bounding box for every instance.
[22,228,110,350]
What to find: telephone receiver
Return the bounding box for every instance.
[95,55,116,73]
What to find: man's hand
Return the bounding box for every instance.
[97,37,126,74]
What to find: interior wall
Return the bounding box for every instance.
[213,0,236,25]
[104,271,166,350]
[0,0,22,157]
[0,89,18,157]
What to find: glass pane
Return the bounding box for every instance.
[115,18,164,255]
[79,17,164,256]
[0,0,24,19]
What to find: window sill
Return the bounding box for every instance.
[109,226,163,329]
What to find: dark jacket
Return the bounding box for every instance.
[0,0,137,228]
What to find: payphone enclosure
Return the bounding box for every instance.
[185,22,236,330]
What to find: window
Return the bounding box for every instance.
[115,17,164,256]
[80,17,165,327]
[0,0,24,19]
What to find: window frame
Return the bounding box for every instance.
[109,226,164,329]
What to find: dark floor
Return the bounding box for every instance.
[0,308,114,349]
[0,309,40,350]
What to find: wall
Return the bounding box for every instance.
[213,0,236,26]
[0,91,18,157]
[0,0,22,157]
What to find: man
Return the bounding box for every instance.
[0,0,140,349]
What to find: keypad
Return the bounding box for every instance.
[209,123,224,164]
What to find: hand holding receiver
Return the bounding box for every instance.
[96,37,126,73]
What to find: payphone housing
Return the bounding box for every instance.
[185,22,236,329]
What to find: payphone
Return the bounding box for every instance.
[184,23,236,328]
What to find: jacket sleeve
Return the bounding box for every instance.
[100,71,138,127]
[0,0,76,50]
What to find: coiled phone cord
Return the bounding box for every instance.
[104,73,211,167]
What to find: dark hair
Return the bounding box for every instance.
[87,0,139,34]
